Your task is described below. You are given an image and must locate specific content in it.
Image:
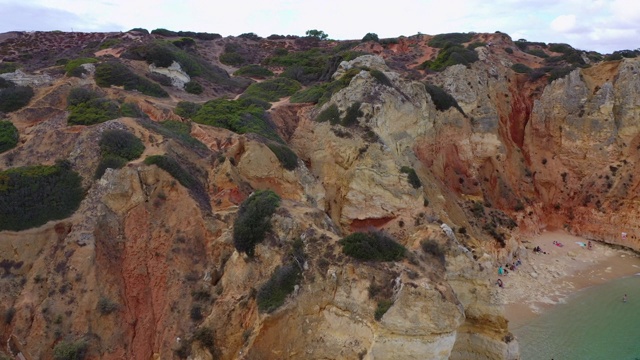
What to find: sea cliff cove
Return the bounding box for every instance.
[1,16,640,360]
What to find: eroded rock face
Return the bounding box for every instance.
[0,69,53,86]
[149,61,191,88]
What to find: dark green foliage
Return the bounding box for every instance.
[257,263,300,312]
[144,155,199,190]
[305,29,328,40]
[341,102,363,127]
[67,87,98,106]
[0,120,19,153]
[267,143,298,170]
[428,32,474,48]
[4,307,15,324]
[53,340,88,360]
[64,58,98,76]
[339,232,406,262]
[424,84,464,114]
[233,65,274,78]
[504,47,514,54]
[190,305,203,321]
[150,29,221,40]
[148,72,173,86]
[0,164,84,231]
[420,239,445,263]
[219,52,245,66]
[369,69,392,87]
[193,327,216,355]
[238,32,261,41]
[419,44,479,71]
[175,101,202,119]
[263,48,328,85]
[95,62,169,98]
[0,62,18,74]
[119,102,145,118]
[548,43,573,54]
[604,49,639,61]
[241,77,301,102]
[193,98,282,142]
[233,190,281,257]
[97,297,118,315]
[239,96,271,110]
[94,155,126,179]
[68,98,120,126]
[526,49,548,58]
[99,38,122,50]
[0,77,14,89]
[0,86,34,113]
[362,33,379,42]
[129,28,149,34]
[172,37,196,49]
[547,66,575,83]
[379,38,399,45]
[138,119,207,152]
[99,129,145,161]
[511,63,532,74]
[289,83,327,103]
[315,104,340,124]
[400,166,421,188]
[374,299,393,321]
[185,81,203,94]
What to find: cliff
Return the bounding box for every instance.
[0,29,638,359]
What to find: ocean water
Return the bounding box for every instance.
[513,274,640,360]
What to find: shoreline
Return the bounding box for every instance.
[498,230,640,329]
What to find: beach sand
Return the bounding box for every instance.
[497,230,640,328]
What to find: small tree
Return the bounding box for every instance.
[233,190,281,257]
[362,33,379,42]
[305,29,328,40]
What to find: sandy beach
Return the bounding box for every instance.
[497,230,640,328]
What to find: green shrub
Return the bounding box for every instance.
[95,62,169,98]
[193,327,216,355]
[53,340,88,360]
[150,29,221,40]
[185,81,203,94]
[374,299,393,321]
[315,104,340,124]
[341,102,362,127]
[190,305,203,321]
[339,232,406,262]
[400,166,421,188]
[305,29,328,40]
[526,49,549,58]
[144,155,199,190]
[119,102,145,118]
[424,84,464,114]
[97,297,118,315]
[4,307,15,324]
[511,63,532,74]
[234,64,274,78]
[99,129,145,161]
[138,119,207,152]
[64,58,98,76]
[219,52,245,66]
[369,69,392,87]
[172,37,196,49]
[267,143,298,170]
[0,164,84,231]
[0,77,14,89]
[419,44,479,71]
[240,77,301,102]
[420,239,445,263]
[68,98,120,125]
[257,263,300,313]
[263,48,329,85]
[0,120,19,153]
[94,155,127,179]
[99,38,122,50]
[504,47,514,54]
[175,101,201,119]
[233,190,281,257]
[290,83,328,103]
[0,62,18,74]
[0,86,34,113]
[362,33,379,42]
[238,32,261,41]
[67,88,97,106]
[548,66,575,83]
[467,42,486,50]
[192,99,282,142]
[428,32,474,48]
[239,96,271,110]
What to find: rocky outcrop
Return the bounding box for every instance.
[0,69,53,86]
[149,61,191,89]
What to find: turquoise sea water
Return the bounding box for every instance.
[513,274,640,360]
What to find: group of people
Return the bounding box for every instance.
[495,258,522,288]
[552,240,564,247]
[533,245,547,254]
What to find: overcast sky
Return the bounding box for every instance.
[0,0,638,53]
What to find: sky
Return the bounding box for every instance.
[0,0,638,53]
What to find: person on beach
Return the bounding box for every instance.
[496,278,504,288]
[588,241,593,250]
[623,294,627,303]
[498,266,504,276]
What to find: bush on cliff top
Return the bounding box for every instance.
[0,120,19,154]
[0,163,84,231]
[95,62,169,98]
[0,86,34,113]
[257,263,301,313]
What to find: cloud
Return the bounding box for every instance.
[551,15,577,33]
[0,2,122,32]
